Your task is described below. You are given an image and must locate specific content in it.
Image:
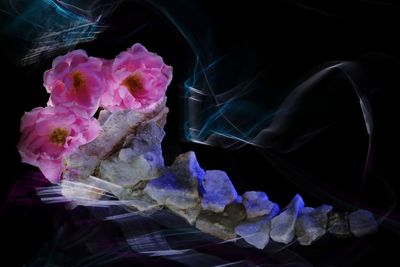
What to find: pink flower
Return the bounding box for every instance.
[17,106,101,183]
[101,43,173,111]
[44,50,105,116]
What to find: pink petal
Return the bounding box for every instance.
[38,158,63,183]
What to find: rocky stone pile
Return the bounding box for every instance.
[61,105,378,250]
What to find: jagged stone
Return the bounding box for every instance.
[119,122,165,161]
[85,175,124,196]
[235,216,272,249]
[124,191,161,211]
[58,94,371,248]
[270,194,304,244]
[98,122,165,186]
[224,197,247,221]
[144,152,204,223]
[84,110,147,158]
[63,105,168,181]
[168,205,201,225]
[63,152,99,181]
[99,155,159,186]
[242,191,279,219]
[195,214,236,241]
[201,170,238,213]
[115,182,160,211]
[170,151,205,189]
[295,204,332,245]
[348,209,378,237]
[327,212,351,238]
[97,109,112,125]
[144,170,199,209]
[195,198,246,240]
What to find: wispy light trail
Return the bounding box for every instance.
[2,0,121,65]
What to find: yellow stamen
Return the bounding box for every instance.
[122,74,143,96]
[71,71,85,92]
[49,128,69,146]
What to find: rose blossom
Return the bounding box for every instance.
[100,43,173,111]
[17,106,101,182]
[44,50,105,116]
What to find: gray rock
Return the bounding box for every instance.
[327,212,351,238]
[295,204,333,245]
[168,205,201,225]
[170,151,205,189]
[119,121,165,161]
[63,105,168,181]
[99,155,160,186]
[116,182,161,211]
[124,191,161,211]
[83,110,148,158]
[88,102,167,159]
[235,216,272,249]
[144,152,204,223]
[270,194,304,244]
[243,191,279,219]
[98,122,165,186]
[144,170,199,209]
[195,214,236,241]
[63,152,99,181]
[85,175,124,196]
[201,170,238,213]
[223,197,247,222]
[61,98,363,248]
[97,109,112,125]
[349,209,378,237]
[195,198,246,240]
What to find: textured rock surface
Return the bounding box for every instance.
[84,110,147,158]
[201,170,238,213]
[327,212,351,238]
[348,209,378,237]
[84,175,124,196]
[99,122,165,186]
[295,205,332,245]
[195,198,246,240]
[63,152,99,181]
[236,216,272,249]
[170,151,205,184]
[60,99,377,249]
[224,197,247,222]
[144,152,204,224]
[99,155,158,186]
[145,170,199,208]
[63,102,168,213]
[97,109,112,125]
[243,191,279,219]
[117,182,160,211]
[168,205,201,225]
[63,104,167,181]
[270,194,304,244]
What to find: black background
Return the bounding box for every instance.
[1,0,400,266]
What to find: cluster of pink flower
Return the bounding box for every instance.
[18,44,173,182]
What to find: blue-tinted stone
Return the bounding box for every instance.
[295,204,332,245]
[243,191,279,219]
[236,216,272,249]
[201,170,238,213]
[349,209,378,237]
[270,194,304,244]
